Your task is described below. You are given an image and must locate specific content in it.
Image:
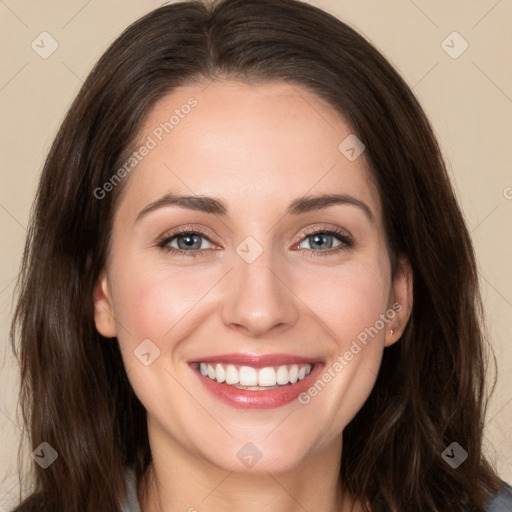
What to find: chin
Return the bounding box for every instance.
[198,437,313,476]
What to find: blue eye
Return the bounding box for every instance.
[299,231,343,250]
[296,228,353,257]
[157,231,214,257]
[156,227,353,257]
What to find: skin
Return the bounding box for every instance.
[93,79,413,512]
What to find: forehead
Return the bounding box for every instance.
[118,79,381,222]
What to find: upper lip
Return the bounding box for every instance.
[188,353,323,368]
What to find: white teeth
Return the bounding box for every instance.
[215,364,225,383]
[276,365,289,385]
[239,366,258,386]
[197,362,314,388]
[225,364,239,385]
[258,367,277,387]
[289,365,299,384]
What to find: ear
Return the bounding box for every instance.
[384,254,413,347]
[93,270,117,338]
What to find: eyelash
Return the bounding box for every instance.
[155,226,353,258]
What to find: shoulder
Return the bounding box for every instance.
[486,481,512,511]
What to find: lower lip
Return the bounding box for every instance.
[191,363,324,409]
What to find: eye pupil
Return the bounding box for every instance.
[177,234,202,250]
[310,234,333,250]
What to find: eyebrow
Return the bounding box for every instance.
[135,192,375,224]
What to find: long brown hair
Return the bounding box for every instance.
[10,0,502,510]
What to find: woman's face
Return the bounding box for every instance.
[94,79,412,475]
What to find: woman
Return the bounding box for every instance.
[9,0,512,510]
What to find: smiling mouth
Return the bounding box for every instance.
[190,362,314,390]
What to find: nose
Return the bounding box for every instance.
[220,248,300,338]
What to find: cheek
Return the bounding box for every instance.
[297,258,390,347]
[292,260,390,428]
[110,254,217,342]
[107,257,215,417]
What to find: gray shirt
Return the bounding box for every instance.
[487,482,512,511]
[123,468,141,512]
[121,468,512,511]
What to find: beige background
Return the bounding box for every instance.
[1,0,511,508]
